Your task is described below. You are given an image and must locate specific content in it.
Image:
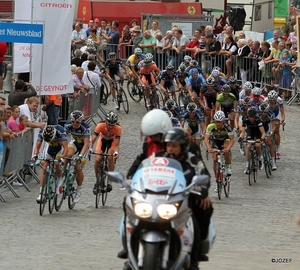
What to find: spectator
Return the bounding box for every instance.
[86,27,101,54]
[98,19,109,60]
[73,67,90,111]
[273,42,289,84]
[279,50,294,99]
[285,41,292,52]
[7,105,20,132]
[236,38,251,86]
[186,35,200,59]
[8,79,37,107]
[169,29,189,67]
[154,32,166,69]
[206,33,221,72]
[119,25,132,58]
[283,15,296,38]
[204,25,213,36]
[19,96,45,129]
[131,25,143,49]
[138,30,156,54]
[42,94,62,125]
[71,64,77,76]
[264,40,280,83]
[102,20,120,54]
[150,20,161,37]
[194,34,207,69]
[71,49,84,67]
[18,115,29,131]
[71,22,87,51]
[0,42,7,93]
[129,19,139,32]
[266,29,281,48]
[86,19,94,37]
[248,40,263,82]
[288,25,297,50]
[82,54,100,74]
[194,28,202,42]
[260,41,272,85]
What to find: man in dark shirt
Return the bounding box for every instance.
[102,20,120,54]
[8,79,37,107]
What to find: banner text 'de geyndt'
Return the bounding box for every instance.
[0,22,43,44]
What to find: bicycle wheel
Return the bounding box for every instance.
[127,80,142,102]
[102,173,108,206]
[224,176,230,197]
[216,164,223,200]
[253,155,258,183]
[39,175,47,216]
[263,145,272,178]
[95,172,102,209]
[248,153,253,186]
[67,175,76,209]
[48,176,55,214]
[54,178,65,212]
[101,79,109,104]
[151,88,164,109]
[119,87,129,114]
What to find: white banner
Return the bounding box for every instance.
[31,0,74,95]
[13,0,32,73]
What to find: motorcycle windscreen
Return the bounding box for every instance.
[131,157,186,194]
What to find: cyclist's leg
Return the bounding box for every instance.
[228,110,235,129]
[109,73,117,99]
[117,70,124,86]
[141,75,150,99]
[54,148,64,194]
[107,139,116,171]
[223,139,232,166]
[94,138,105,177]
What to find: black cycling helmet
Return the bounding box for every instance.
[222,84,231,93]
[106,111,118,125]
[259,103,269,113]
[165,99,176,110]
[163,127,190,156]
[228,76,237,84]
[206,77,215,85]
[166,65,174,72]
[190,60,198,67]
[243,96,252,105]
[247,107,257,116]
[108,52,116,59]
[42,125,56,143]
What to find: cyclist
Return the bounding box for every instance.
[165,110,181,127]
[215,84,238,129]
[161,99,181,119]
[187,68,206,106]
[91,111,122,194]
[258,103,277,170]
[204,111,234,191]
[209,69,227,91]
[159,65,180,103]
[264,90,285,159]
[239,81,253,101]
[227,76,241,101]
[186,59,203,75]
[180,102,206,147]
[200,77,218,126]
[179,55,192,69]
[239,107,266,174]
[250,87,265,110]
[64,110,91,203]
[176,64,190,110]
[210,66,226,78]
[138,53,160,107]
[105,52,128,109]
[126,47,145,95]
[33,125,68,203]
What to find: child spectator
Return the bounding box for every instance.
[19,115,29,131]
[7,105,20,132]
[279,50,294,99]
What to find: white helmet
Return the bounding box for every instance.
[184,55,192,62]
[268,90,278,100]
[243,81,253,91]
[141,109,172,136]
[252,87,262,95]
[211,69,220,78]
[214,110,226,121]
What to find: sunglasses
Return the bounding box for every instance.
[0,103,5,105]
[72,120,81,124]
[253,95,260,97]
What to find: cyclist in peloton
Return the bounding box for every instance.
[180,102,206,147]
[91,111,122,194]
[164,110,181,127]
[204,111,234,191]
[186,59,203,75]
[239,81,253,101]
[208,69,227,91]
[138,53,160,107]
[179,55,192,69]
[161,99,181,119]
[187,68,206,106]
[250,87,265,110]
[258,103,277,170]
[215,84,238,129]
[33,125,68,203]
[126,47,145,95]
[64,110,91,203]
[209,66,226,78]
[227,76,241,101]
[105,52,128,109]
[239,107,266,174]
[263,90,285,159]
[159,65,180,103]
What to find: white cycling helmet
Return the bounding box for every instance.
[252,87,262,95]
[184,55,192,62]
[268,90,278,100]
[141,109,172,136]
[214,110,226,121]
[134,47,143,56]
[243,81,253,91]
[211,69,220,78]
[144,53,153,64]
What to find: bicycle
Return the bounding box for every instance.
[261,140,272,178]
[247,140,259,186]
[126,77,144,103]
[91,152,115,208]
[54,157,78,211]
[214,150,230,200]
[145,84,164,111]
[177,89,190,111]
[38,158,57,216]
[112,79,129,114]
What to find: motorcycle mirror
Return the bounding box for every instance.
[107,171,132,192]
[191,175,210,187]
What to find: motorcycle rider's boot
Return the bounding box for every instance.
[117,249,128,259]
[123,261,132,270]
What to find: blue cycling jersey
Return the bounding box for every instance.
[187,74,206,94]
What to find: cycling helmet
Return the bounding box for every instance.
[166,65,175,72]
[228,76,237,84]
[243,81,253,91]
[189,68,198,76]
[178,63,187,72]
[247,107,257,116]
[190,60,199,67]
[268,90,278,100]
[86,39,95,48]
[144,53,153,64]
[212,66,221,71]
[252,87,262,95]
[134,47,142,56]
[108,52,116,59]
[163,127,190,155]
[70,110,84,122]
[165,110,173,118]
[184,55,192,63]
[42,125,56,143]
[206,77,215,85]
[186,102,197,113]
[259,103,269,113]
[222,84,231,93]
[105,111,118,125]
[211,69,220,78]
[141,109,172,136]
[243,96,252,105]
[214,110,226,121]
[165,99,176,111]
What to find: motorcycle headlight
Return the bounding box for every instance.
[134,202,153,218]
[157,204,178,220]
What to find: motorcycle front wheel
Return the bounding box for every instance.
[142,242,161,270]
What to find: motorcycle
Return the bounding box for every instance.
[108,156,215,270]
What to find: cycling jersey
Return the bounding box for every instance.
[138,60,159,75]
[264,97,284,120]
[105,58,123,76]
[216,93,237,108]
[213,77,227,90]
[181,108,205,136]
[242,116,263,139]
[259,112,275,133]
[229,84,241,100]
[250,94,265,110]
[176,70,189,87]
[161,106,181,119]
[64,121,91,144]
[239,90,251,101]
[200,86,218,109]
[93,121,122,140]
[126,54,145,67]
[187,74,206,95]
[170,117,181,127]
[206,122,233,141]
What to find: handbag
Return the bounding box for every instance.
[258,60,265,71]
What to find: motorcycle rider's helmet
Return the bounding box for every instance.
[163,127,190,156]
